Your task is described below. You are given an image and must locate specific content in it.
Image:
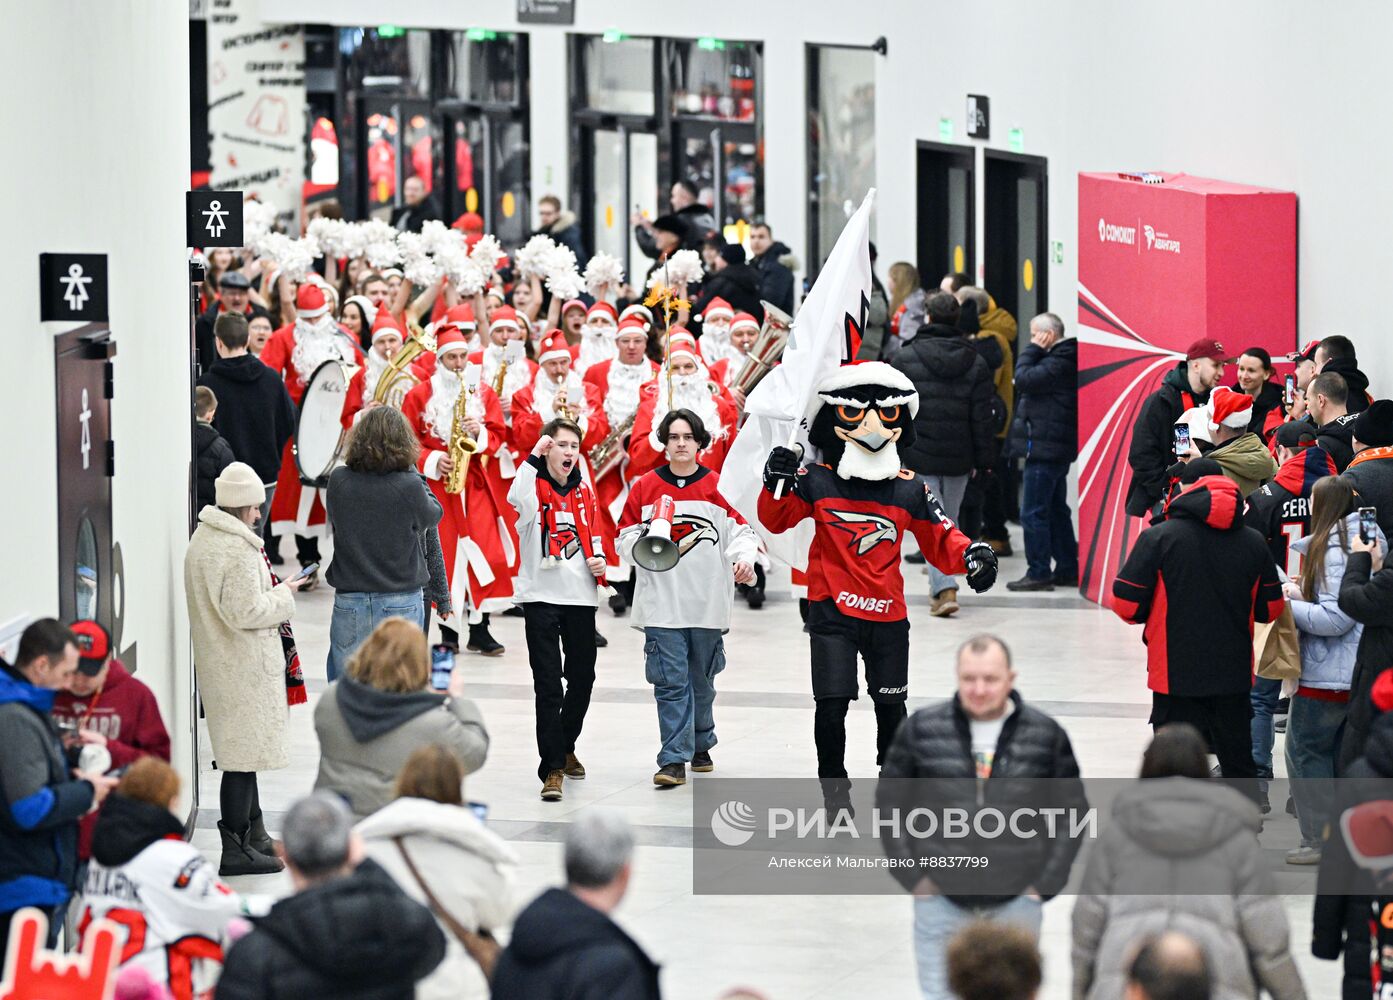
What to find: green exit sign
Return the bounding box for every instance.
[1009,127,1024,153]
[1050,240,1064,265]
[938,117,953,141]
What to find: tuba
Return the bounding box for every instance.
[730,301,794,396]
[372,330,432,408]
[444,365,480,495]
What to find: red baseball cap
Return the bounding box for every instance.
[1288,339,1321,364]
[1184,338,1233,362]
[69,619,111,675]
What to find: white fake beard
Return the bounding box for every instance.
[655,372,724,441]
[291,316,350,383]
[533,370,585,422]
[424,368,462,442]
[700,325,737,365]
[481,343,530,400]
[835,437,902,481]
[362,347,390,400]
[604,359,650,424]
[577,327,618,372]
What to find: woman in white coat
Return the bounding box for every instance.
[184,463,307,877]
[357,744,517,1000]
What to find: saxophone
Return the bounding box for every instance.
[588,412,635,480]
[444,372,479,495]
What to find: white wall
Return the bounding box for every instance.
[261,0,1393,385]
[0,4,196,794]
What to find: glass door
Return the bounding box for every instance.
[675,121,760,243]
[360,96,431,221]
[580,125,659,281]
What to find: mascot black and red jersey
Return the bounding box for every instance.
[759,361,997,621]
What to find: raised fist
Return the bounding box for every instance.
[762,446,802,496]
[964,542,999,593]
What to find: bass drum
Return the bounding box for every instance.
[294,360,356,488]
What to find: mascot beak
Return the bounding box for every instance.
[837,409,899,453]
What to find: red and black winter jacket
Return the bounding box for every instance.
[1112,476,1285,697]
[1242,445,1338,576]
[758,463,971,622]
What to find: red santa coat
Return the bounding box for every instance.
[509,373,609,457]
[627,378,739,481]
[342,351,431,421]
[401,378,517,620]
[260,322,364,536]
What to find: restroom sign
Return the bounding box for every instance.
[40,253,108,322]
[187,189,244,248]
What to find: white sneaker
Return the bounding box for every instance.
[1285,845,1321,865]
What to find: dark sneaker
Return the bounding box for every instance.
[541,770,564,801]
[466,626,505,656]
[653,763,686,786]
[692,751,714,772]
[986,538,1013,557]
[594,630,608,648]
[904,551,926,565]
[1052,569,1080,587]
[501,606,525,618]
[608,592,629,616]
[1006,575,1055,592]
[745,586,765,610]
[563,753,586,779]
[1274,715,1288,734]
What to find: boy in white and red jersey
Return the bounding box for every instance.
[619,409,759,787]
[760,362,998,806]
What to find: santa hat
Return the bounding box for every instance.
[444,303,476,330]
[667,326,698,352]
[295,283,329,319]
[620,303,654,329]
[344,295,377,327]
[808,361,920,425]
[371,310,405,344]
[380,267,405,281]
[586,301,618,324]
[669,342,701,366]
[699,297,734,323]
[616,316,650,338]
[731,312,760,335]
[485,285,507,303]
[489,305,520,332]
[435,326,471,358]
[451,211,485,234]
[1207,386,1254,431]
[561,298,588,317]
[537,330,572,365]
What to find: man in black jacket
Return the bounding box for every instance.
[690,242,764,325]
[1337,533,1393,772]
[1308,371,1358,472]
[1124,338,1230,518]
[1005,313,1078,591]
[632,179,716,261]
[217,793,445,1000]
[194,270,266,378]
[891,291,996,616]
[532,194,586,261]
[748,222,795,315]
[1344,400,1393,540]
[198,313,296,532]
[493,809,660,1000]
[1113,475,1285,780]
[877,635,1084,1000]
[1316,334,1371,414]
[390,175,442,234]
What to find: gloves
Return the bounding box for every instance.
[964,542,998,594]
[762,446,802,496]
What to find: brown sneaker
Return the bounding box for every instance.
[653,763,686,786]
[691,751,714,772]
[930,588,960,617]
[563,753,586,779]
[541,770,564,801]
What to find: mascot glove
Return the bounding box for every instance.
[762,446,802,496]
[964,541,998,594]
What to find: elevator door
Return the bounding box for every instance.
[581,125,658,281]
[916,142,975,286]
[984,151,1048,339]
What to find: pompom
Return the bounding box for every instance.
[418,219,457,256]
[583,253,625,297]
[450,255,487,296]
[515,234,557,278]
[546,268,585,300]
[664,249,705,286]
[241,199,279,246]
[307,217,354,258]
[254,232,317,281]
[470,234,503,275]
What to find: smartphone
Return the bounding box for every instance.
[430,643,454,691]
[291,562,319,582]
[1173,424,1191,458]
[1284,374,1295,406]
[467,800,489,822]
[1360,506,1378,545]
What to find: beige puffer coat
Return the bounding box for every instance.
[184,506,296,772]
[1071,777,1306,1000]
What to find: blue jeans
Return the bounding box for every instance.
[329,589,425,681]
[643,627,725,766]
[913,893,1042,1000]
[1021,458,1077,582]
[1285,693,1348,847]
[916,474,969,598]
[1250,676,1281,780]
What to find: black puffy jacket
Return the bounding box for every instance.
[1323,356,1372,414]
[492,888,661,1000]
[891,324,996,476]
[1006,338,1078,463]
[691,262,765,327]
[194,421,236,513]
[876,691,1086,904]
[1125,362,1213,517]
[215,860,445,1000]
[1337,552,1393,773]
[199,355,297,484]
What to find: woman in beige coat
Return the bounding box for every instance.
[184,463,307,877]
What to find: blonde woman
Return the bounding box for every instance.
[885,261,926,358]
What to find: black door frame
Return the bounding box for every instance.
[915,140,977,286]
[983,148,1049,327]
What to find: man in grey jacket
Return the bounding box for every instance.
[0,619,118,950]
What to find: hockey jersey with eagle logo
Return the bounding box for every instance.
[619,465,759,631]
[759,463,971,621]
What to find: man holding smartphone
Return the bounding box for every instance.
[1345,400,1393,541]
[508,419,607,802]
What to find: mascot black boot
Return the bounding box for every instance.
[758,362,998,808]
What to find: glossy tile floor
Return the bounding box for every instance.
[192,536,1337,999]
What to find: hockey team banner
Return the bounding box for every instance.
[720,189,875,570]
[1077,172,1296,607]
[206,0,306,230]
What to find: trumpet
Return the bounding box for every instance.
[444,366,480,495]
[552,373,579,423]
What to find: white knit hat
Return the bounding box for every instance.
[215,462,266,507]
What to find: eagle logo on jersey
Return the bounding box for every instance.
[671,514,719,558]
[826,509,899,554]
[547,527,581,559]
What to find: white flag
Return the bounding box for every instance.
[718,188,876,570]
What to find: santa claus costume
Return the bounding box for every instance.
[414,301,480,380]
[401,328,517,654]
[572,301,619,375]
[510,331,609,458]
[627,339,739,481]
[342,310,418,421]
[261,283,364,567]
[708,311,762,387]
[471,305,538,423]
[696,296,739,367]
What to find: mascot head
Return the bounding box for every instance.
[807,361,918,481]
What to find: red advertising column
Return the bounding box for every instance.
[1077,172,1296,608]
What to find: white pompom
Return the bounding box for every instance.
[451,256,487,296]
[664,249,705,286]
[241,200,279,246]
[470,234,503,274]
[583,253,625,297]
[515,234,557,278]
[307,218,354,258]
[546,268,585,300]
